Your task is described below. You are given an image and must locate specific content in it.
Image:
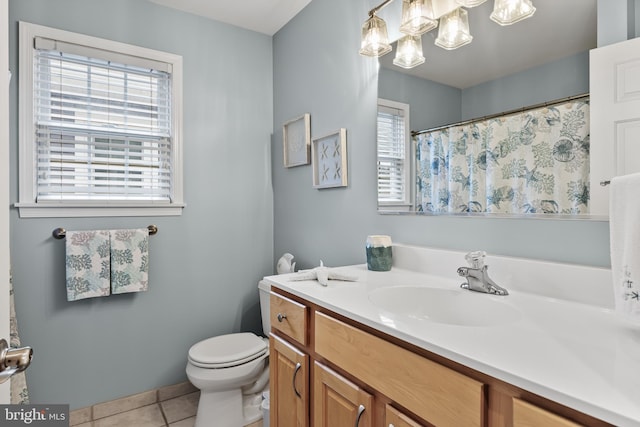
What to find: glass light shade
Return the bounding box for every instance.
[435,7,473,50]
[490,0,536,26]
[359,14,392,57]
[393,35,426,69]
[455,0,488,7]
[399,0,438,37]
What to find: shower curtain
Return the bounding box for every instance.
[415,98,590,215]
[10,269,30,404]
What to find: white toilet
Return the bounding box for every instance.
[186,280,271,427]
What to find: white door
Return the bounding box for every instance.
[590,36,640,217]
[0,0,10,404]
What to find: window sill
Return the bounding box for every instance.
[378,203,413,212]
[14,202,185,218]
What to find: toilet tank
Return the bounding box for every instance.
[258,280,271,336]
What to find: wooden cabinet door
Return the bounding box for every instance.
[270,334,309,427]
[385,405,425,427]
[313,362,374,427]
[315,311,484,427]
[512,398,581,427]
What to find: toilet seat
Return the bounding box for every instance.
[188,333,267,369]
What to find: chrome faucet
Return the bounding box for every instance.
[457,251,508,296]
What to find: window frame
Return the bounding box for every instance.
[377,98,413,211]
[16,21,184,218]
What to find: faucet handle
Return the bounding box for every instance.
[465,251,486,269]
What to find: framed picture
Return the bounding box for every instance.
[312,128,348,189]
[283,113,311,167]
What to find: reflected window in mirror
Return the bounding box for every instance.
[377,99,412,211]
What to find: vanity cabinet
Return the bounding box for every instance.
[270,334,309,427]
[270,292,308,346]
[269,288,611,427]
[512,398,581,427]
[313,362,373,427]
[269,292,310,427]
[385,405,425,427]
[314,311,484,427]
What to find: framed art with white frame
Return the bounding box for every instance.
[312,128,348,189]
[283,113,311,167]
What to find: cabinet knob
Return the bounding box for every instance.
[355,404,366,427]
[277,313,287,322]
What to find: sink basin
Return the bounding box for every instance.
[368,286,521,327]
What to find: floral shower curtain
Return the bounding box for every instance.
[415,98,590,215]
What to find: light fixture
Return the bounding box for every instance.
[359,13,392,57]
[358,0,536,66]
[399,0,438,37]
[435,7,473,50]
[490,0,536,26]
[455,0,487,7]
[393,35,426,69]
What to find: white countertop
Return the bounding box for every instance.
[264,252,640,427]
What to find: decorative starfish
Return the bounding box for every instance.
[288,261,358,287]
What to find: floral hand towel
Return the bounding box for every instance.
[66,230,111,301]
[110,229,149,294]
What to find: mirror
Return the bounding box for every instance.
[376,0,597,216]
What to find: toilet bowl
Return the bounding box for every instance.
[186,281,272,427]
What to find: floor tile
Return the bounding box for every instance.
[69,407,92,425]
[93,404,165,427]
[160,391,199,424]
[168,417,195,427]
[158,381,198,402]
[93,389,157,419]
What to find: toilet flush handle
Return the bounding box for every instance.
[277,313,287,322]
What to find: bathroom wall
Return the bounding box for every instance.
[636,0,640,37]
[378,68,461,132]
[598,0,638,46]
[272,0,611,278]
[378,50,590,131]
[9,0,274,409]
[461,50,590,120]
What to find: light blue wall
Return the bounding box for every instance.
[9,0,274,409]
[598,0,637,46]
[272,0,610,280]
[378,50,589,132]
[378,68,461,132]
[636,0,640,37]
[462,51,590,120]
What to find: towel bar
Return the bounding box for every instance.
[600,180,611,186]
[52,225,158,239]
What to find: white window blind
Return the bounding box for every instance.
[377,102,409,204]
[34,38,172,202]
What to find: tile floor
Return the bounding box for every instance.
[69,381,264,427]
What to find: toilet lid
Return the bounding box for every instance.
[188,333,267,368]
